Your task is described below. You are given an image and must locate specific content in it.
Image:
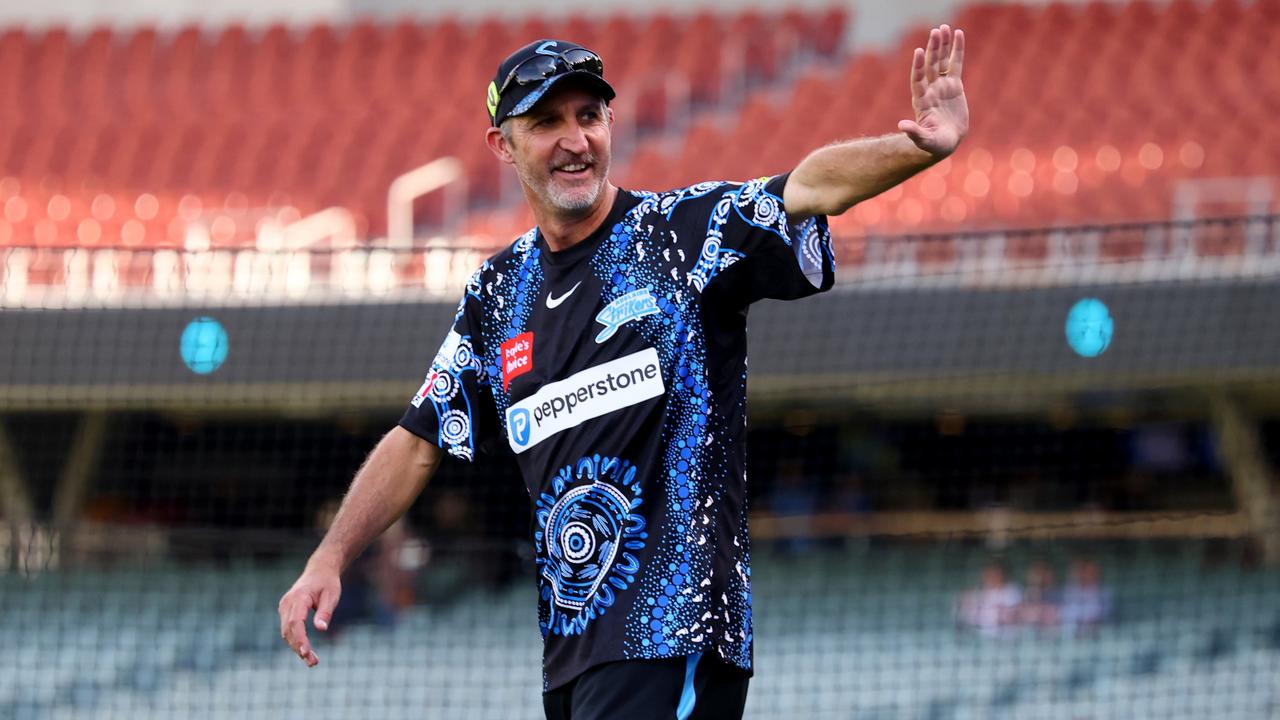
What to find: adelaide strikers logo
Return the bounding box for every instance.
[535,455,646,637]
[595,288,660,343]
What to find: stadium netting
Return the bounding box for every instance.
[2,216,1280,719]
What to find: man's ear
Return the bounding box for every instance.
[485,126,515,165]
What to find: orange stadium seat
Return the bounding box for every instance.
[1,10,850,254]
[5,1,1276,262]
[681,0,1274,241]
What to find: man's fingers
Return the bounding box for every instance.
[923,27,941,82]
[278,596,291,639]
[923,25,964,82]
[314,585,340,632]
[290,617,319,666]
[300,644,320,667]
[909,48,927,98]
[286,615,311,654]
[279,591,302,642]
[898,119,925,142]
[950,29,965,78]
[938,25,953,75]
[279,589,318,664]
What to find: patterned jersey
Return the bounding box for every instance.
[399,174,834,690]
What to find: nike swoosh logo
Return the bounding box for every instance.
[545,281,582,309]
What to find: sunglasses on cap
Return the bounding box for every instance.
[496,46,605,98]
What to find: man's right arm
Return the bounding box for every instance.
[278,425,443,666]
[782,24,968,221]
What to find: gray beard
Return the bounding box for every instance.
[519,157,610,215]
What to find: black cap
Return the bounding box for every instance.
[487,39,616,128]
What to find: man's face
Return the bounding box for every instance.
[498,85,612,215]
[982,565,1006,588]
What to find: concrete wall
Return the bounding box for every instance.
[2,279,1276,412]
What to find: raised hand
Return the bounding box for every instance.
[898,24,969,157]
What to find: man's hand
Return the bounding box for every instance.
[898,24,969,157]
[278,561,342,667]
[783,24,971,217]
[274,427,442,668]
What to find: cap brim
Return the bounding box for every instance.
[504,71,616,123]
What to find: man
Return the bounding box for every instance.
[957,561,1022,636]
[280,25,968,719]
[1060,557,1112,634]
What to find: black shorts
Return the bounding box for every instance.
[542,653,750,720]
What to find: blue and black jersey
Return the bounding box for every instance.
[400,174,835,691]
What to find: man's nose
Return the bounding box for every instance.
[559,122,589,154]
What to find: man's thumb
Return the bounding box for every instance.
[898,119,924,142]
[314,586,340,631]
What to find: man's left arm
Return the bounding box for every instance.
[784,24,970,220]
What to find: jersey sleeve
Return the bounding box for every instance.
[695,173,836,305]
[398,282,498,462]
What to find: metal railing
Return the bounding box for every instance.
[3,215,1277,308]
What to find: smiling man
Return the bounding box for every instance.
[486,41,621,252]
[280,29,969,720]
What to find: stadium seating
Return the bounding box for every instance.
[2,0,1279,273]
[620,0,1280,242]
[0,9,845,255]
[3,544,1277,719]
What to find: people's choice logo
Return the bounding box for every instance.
[410,373,434,408]
[501,332,534,390]
[505,348,664,453]
[594,288,660,343]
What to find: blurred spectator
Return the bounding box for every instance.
[766,459,820,554]
[1060,557,1112,634]
[826,471,872,551]
[315,500,408,632]
[416,488,522,600]
[1015,559,1062,629]
[829,471,872,514]
[957,561,1022,635]
[373,518,421,610]
[1130,423,1190,473]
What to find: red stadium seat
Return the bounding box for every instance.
[3,1,1275,257]
[813,7,849,57]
